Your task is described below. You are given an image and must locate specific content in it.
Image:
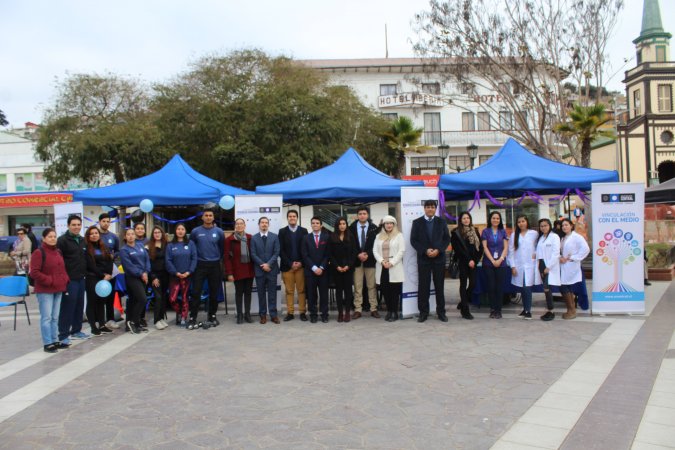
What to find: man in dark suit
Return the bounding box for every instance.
[348,207,380,319]
[410,200,451,322]
[301,216,331,323]
[278,210,309,321]
[250,217,281,324]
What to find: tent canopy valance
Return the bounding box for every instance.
[438,138,620,200]
[72,154,252,206]
[645,177,675,204]
[255,147,424,205]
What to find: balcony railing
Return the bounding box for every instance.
[625,62,675,79]
[421,130,512,147]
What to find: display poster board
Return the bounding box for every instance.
[400,186,439,318]
[54,202,84,237]
[591,183,645,314]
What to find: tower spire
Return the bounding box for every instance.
[634,0,671,44]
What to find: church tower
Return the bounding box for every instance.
[619,0,675,184]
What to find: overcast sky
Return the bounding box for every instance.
[1,0,673,127]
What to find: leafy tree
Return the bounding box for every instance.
[382,116,425,176]
[413,0,623,160]
[153,49,396,189]
[0,109,7,127]
[554,103,614,168]
[36,73,168,186]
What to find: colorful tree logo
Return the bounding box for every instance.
[596,228,640,293]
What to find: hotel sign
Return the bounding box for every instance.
[379,93,445,108]
[0,193,73,208]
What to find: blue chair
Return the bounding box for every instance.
[0,276,31,330]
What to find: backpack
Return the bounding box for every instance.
[27,247,46,287]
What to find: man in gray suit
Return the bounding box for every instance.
[250,217,281,324]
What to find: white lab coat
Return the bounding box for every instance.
[373,233,406,283]
[507,229,538,287]
[559,231,590,285]
[534,232,561,286]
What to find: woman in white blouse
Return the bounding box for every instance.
[559,218,590,320]
[373,215,405,322]
[508,215,538,319]
[535,219,561,321]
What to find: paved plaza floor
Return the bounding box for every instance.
[0,279,673,449]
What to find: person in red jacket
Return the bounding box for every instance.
[30,228,70,353]
[224,218,255,324]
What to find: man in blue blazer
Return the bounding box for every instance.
[301,217,331,323]
[410,200,451,322]
[250,217,281,324]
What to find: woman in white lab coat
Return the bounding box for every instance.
[535,218,561,321]
[507,215,538,319]
[559,218,590,320]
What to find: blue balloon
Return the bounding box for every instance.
[95,280,112,297]
[219,195,235,210]
[140,199,154,213]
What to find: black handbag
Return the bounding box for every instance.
[448,251,460,279]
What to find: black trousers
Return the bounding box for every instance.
[85,277,106,331]
[306,270,328,317]
[104,289,115,322]
[190,261,223,319]
[333,270,353,313]
[538,259,554,310]
[417,263,446,314]
[234,278,253,315]
[458,264,477,309]
[380,268,401,313]
[484,265,505,312]
[152,271,169,324]
[125,275,147,325]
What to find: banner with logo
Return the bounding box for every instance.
[591,183,645,314]
[54,201,84,237]
[401,186,440,318]
[235,195,283,314]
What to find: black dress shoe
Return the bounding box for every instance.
[44,344,58,353]
[236,314,243,324]
[244,313,253,323]
[644,280,652,286]
[310,315,318,323]
[438,313,449,322]
[461,311,474,320]
[300,313,308,321]
[391,313,399,321]
[321,315,329,323]
[417,313,428,323]
[283,314,295,322]
[385,312,392,321]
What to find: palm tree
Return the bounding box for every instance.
[382,116,425,177]
[555,103,614,168]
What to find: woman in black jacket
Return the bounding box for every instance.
[146,226,169,330]
[450,212,484,320]
[84,226,114,335]
[329,217,357,323]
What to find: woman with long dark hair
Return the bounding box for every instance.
[373,216,405,322]
[559,218,590,320]
[30,228,69,352]
[166,223,197,328]
[120,228,150,334]
[481,211,509,319]
[84,226,114,336]
[507,215,538,319]
[451,212,483,320]
[146,226,169,330]
[329,217,357,323]
[535,218,561,321]
[224,218,255,324]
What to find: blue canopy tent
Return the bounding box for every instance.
[438,138,619,199]
[255,147,424,204]
[73,154,252,206]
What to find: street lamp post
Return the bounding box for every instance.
[438,144,450,175]
[466,143,478,170]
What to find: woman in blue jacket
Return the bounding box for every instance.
[120,228,151,334]
[166,223,197,328]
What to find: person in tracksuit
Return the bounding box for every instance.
[120,228,151,334]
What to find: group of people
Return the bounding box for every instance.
[29,202,591,352]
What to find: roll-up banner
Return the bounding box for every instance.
[591,183,645,314]
[235,195,284,315]
[400,186,440,318]
[54,201,84,237]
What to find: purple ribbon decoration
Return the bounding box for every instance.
[574,189,591,205]
[468,190,481,212]
[483,191,504,207]
[437,190,457,222]
[516,191,545,206]
[550,188,571,204]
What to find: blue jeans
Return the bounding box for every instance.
[59,278,86,341]
[37,293,62,346]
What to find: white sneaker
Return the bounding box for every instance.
[155,321,166,330]
[160,319,169,328]
[106,320,120,329]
